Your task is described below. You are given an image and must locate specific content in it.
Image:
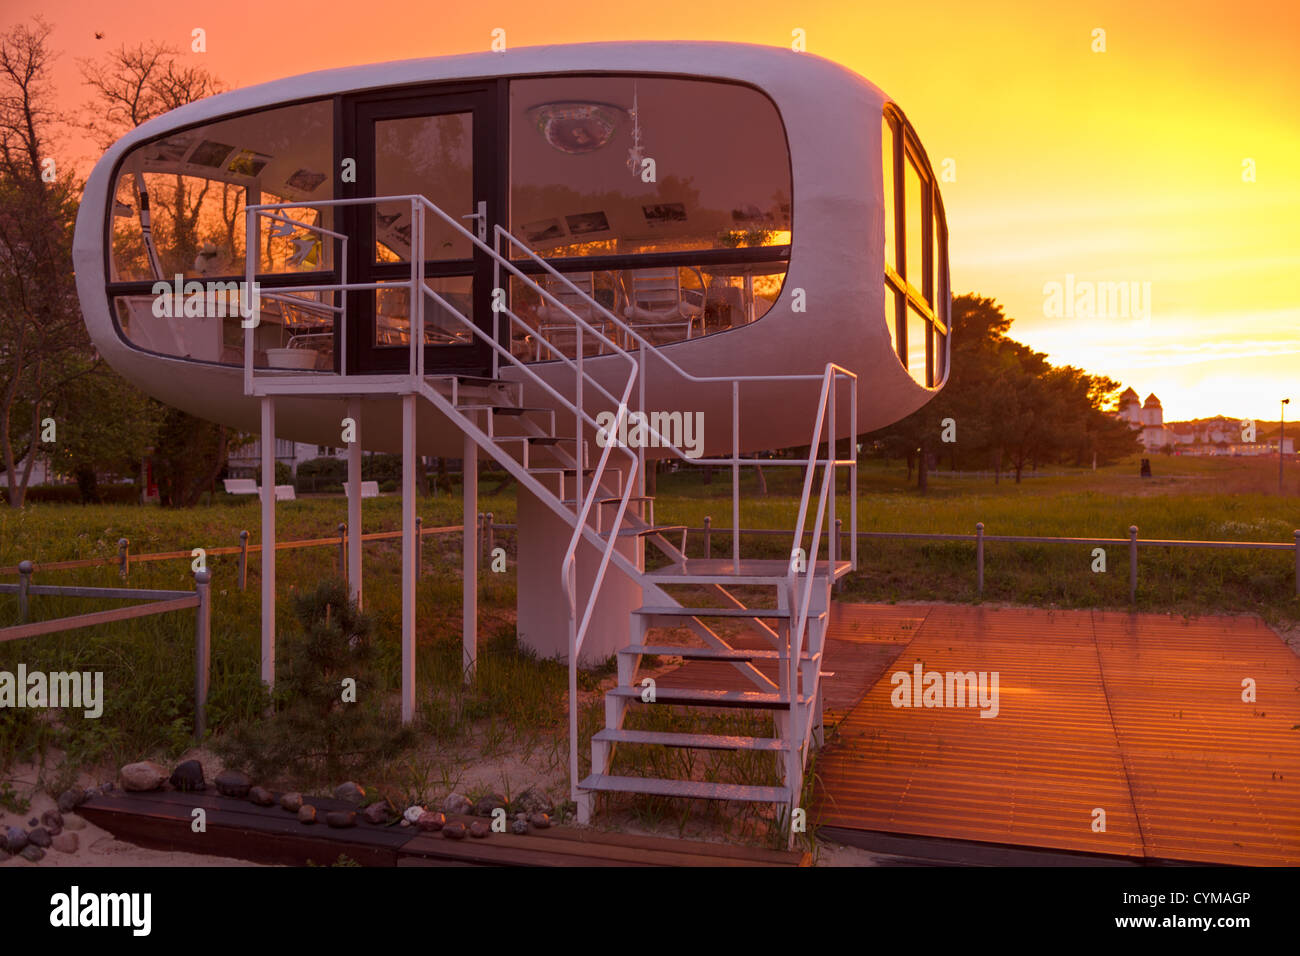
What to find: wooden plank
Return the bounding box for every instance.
[0,595,198,643]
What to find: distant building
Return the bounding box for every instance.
[1115,388,1171,450]
[226,440,346,478]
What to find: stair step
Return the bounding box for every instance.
[622,643,777,661]
[600,496,654,505]
[494,435,573,445]
[634,605,791,619]
[455,404,550,415]
[616,525,686,538]
[622,643,815,663]
[594,728,787,751]
[578,774,790,804]
[608,685,792,709]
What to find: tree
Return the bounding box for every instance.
[0,18,88,508]
[81,41,232,507]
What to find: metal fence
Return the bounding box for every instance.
[686,517,1300,602]
[0,565,213,738]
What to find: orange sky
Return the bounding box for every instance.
[9,0,1299,422]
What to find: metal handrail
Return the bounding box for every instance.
[239,194,861,810]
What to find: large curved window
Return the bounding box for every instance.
[882,106,948,387]
[106,99,337,367]
[507,76,791,357]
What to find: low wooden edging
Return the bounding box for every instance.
[79,790,810,868]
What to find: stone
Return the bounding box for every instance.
[28,817,38,827]
[62,815,86,831]
[57,788,85,813]
[403,805,425,825]
[298,805,317,825]
[120,761,168,792]
[325,811,356,828]
[362,801,390,825]
[20,844,44,862]
[214,770,252,798]
[469,821,489,838]
[51,831,79,854]
[510,816,529,835]
[512,787,554,816]
[4,826,28,852]
[441,821,467,840]
[473,792,506,817]
[529,812,552,829]
[41,810,63,833]
[27,827,51,848]
[169,760,206,792]
[334,782,366,805]
[415,811,445,832]
[280,792,304,812]
[249,786,276,806]
[441,792,472,816]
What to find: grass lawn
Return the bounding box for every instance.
[0,451,1295,830]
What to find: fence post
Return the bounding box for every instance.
[118,538,130,580]
[415,516,423,579]
[193,569,212,741]
[975,522,984,597]
[337,523,347,580]
[1294,530,1299,597]
[486,512,495,565]
[833,518,843,593]
[17,560,32,623]
[478,512,485,564]
[703,515,712,559]
[1129,525,1139,604]
[238,530,249,591]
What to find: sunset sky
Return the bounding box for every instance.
[9,0,1298,422]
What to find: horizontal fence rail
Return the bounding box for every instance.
[684,519,1300,602]
[0,523,464,586]
[0,566,213,738]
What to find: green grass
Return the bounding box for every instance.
[0,452,1296,803]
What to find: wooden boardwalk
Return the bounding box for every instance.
[78,789,809,867]
[811,603,1300,866]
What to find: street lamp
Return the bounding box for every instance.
[1282,398,1291,494]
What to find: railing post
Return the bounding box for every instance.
[415,516,423,579]
[17,560,32,623]
[975,522,985,597]
[478,512,486,565]
[833,518,843,593]
[1294,530,1299,597]
[118,538,130,580]
[704,515,712,559]
[193,569,212,741]
[486,512,495,566]
[338,523,347,581]
[238,530,249,591]
[1129,525,1139,604]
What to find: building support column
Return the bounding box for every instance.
[260,396,276,688]
[463,430,478,682]
[400,393,417,724]
[347,396,363,608]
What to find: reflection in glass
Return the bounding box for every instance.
[373,278,474,348]
[374,114,473,262]
[882,116,895,272]
[510,76,791,262]
[904,153,924,295]
[109,100,334,284]
[907,304,929,387]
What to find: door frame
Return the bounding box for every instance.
[339,80,509,376]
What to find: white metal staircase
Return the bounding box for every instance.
[242,194,857,843]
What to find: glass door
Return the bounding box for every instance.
[343,84,502,374]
